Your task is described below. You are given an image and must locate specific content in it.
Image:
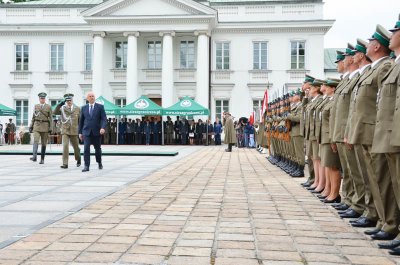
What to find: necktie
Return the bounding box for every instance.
[89,105,93,116]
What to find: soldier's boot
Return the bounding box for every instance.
[289,163,299,176]
[287,161,296,175]
[39,146,46,164]
[30,143,38,162]
[284,160,294,173]
[292,165,305,178]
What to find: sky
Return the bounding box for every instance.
[323,0,400,48]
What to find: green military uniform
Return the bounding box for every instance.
[30,92,53,164]
[347,25,394,235]
[53,94,81,168]
[166,117,174,145]
[286,89,305,177]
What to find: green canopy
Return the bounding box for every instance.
[163,96,209,116]
[0,103,17,116]
[120,95,163,116]
[95,96,121,115]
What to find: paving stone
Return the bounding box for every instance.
[345,255,396,265]
[214,257,260,265]
[259,251,302,261]
[166,256,210,265]
[171,247,211,257]
[74,251,121,263]
[216,248,256,258]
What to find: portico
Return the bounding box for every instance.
[82,0,217,108]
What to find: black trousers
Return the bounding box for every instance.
[83,132,102,167]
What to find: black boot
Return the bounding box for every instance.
[30,143,38,162]
[292,165,305,178]
[39,146,46,164]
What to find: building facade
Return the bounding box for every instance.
[0,0,333,127]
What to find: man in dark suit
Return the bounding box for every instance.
[79,91,107,172]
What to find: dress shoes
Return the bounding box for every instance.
[339,209,361,218]
[82,166,89,172]
[334,204,349,211]
[77,159,81,167]
[370,231,397,240]
[60,165,68,169]
[364,227,381,235]
[323,196,341,204]
[378,239,400,249]
[350,217,376,228]
[30,157,37,162]
[301,181,313,187]
[389,247,400,256]
[98,163,103,170]
[311,189,323,194]
[317,195,327,200]
[225,149,232,152]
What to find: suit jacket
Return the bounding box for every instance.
[390,62,400,146]
[315,97,330,143]
[332,74,359,143]
[54,104,81,135]
[287,101,302,137]
[320,97,335,144]
[299,97,309,137]
[372,63,400,152]
[78,103,107,137]
[305,95,323,141]
[329,75,349,142]
[348,57,392,145]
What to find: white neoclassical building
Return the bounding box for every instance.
[0,0,334,127]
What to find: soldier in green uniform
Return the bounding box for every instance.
[29,92,53,164]
[223,112,236,152]
[300,75,316,187]
[54,94,81,169]
[347,25,394,240]
[286,89,305,177]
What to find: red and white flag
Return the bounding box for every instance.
[261,89,268,116]
[249,111,255,125]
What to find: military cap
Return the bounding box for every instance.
[343,43,355,56]
[368,24,391,48]
[295,88,302,95]
[63,93,74,101]
[311,79,324,87]
[390,51,396,59]
[334,50,345,63]
[389,14,400,32]
[304,74,315,83]
[38,92,47,98]
[289,90,295,97]
[353,38,368,54]
[324,78,341,88]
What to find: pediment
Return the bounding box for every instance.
[82,0,217,17]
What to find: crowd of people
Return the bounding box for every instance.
[254,19,400,256]
[0,118,17,145]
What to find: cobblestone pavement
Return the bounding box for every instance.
[0,147,399,265]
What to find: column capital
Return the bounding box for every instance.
[92,31,106,38]
[159,31,175,37]
[123,31,140,37]
[194,30,210,37]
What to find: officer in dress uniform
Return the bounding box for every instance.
[346,25,394,240]
[53,93,81,169]
[29,92,53,164]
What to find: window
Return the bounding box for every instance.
[216,42,230,70]
[115,98,126,108]
[253,42,267,70]
[215,100,229,121]
[84,43,93,71]
[50,44,64,71]
[147,41,162,69]
[291,41,305,69]
[15,44,29,71]
[15,100,29,126]
[115,42,127,69]
[253,100,262,121]
[50,99,62,108]
[180,40,195,68]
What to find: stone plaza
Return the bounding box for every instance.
[0,145,399,264]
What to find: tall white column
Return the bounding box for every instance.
[92,32,105,97]
[195,31,210,109]
[124,32,140,103]
[160,31,175,108]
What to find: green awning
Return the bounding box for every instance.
[120,96,163,116]
[95,96,121,115]
[163,97,209,116]
[0,103,17,116]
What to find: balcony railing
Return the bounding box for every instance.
[111,69,127,81]
[47,71,67,82]
[212,70,233,81]
[11,71,31,81]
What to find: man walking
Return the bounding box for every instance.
[54,94,81,169]
[29,92,53,164]
[79,91,107,172]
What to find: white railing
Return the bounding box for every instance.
[47,72,66,81]
[142,69,162,80]
[12,71,30,81]
[111,69,127,81]
[175,69,196,80]
[287,70,309,80]
[213,70,232,81]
